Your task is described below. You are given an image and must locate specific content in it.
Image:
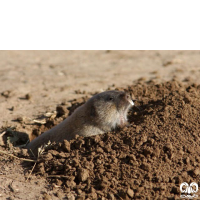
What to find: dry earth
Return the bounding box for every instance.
[0,51,200,199]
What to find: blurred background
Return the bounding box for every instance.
[1,50,200,127]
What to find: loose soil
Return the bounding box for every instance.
[1,79,200,199]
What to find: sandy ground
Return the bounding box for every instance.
[1,50,200,129]
[0,50,200,199]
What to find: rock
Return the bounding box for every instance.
[56,105,68,116]
[25,93,31,100]
[65,180,76,189]
[62,140,70,152]
[193,168,200,176]
[141,163,151,172]
[67,194,75,200]
[42,153,53,161]
[127,188,134,198]
[107,193,115,200]
[43,193,51,200]
[77,168,89,182]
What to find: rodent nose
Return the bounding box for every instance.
[125,92,135,106]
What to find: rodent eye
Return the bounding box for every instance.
[109,97,114,101]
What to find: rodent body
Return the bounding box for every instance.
[26,90,134,155]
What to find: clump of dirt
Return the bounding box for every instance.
[25,80,200,199]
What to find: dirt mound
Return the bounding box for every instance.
[24,80,200,199]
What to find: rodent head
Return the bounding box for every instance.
[86,90,134,132]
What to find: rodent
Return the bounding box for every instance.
[26,90,134,156]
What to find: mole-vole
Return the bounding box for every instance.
[26,90,134,155]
